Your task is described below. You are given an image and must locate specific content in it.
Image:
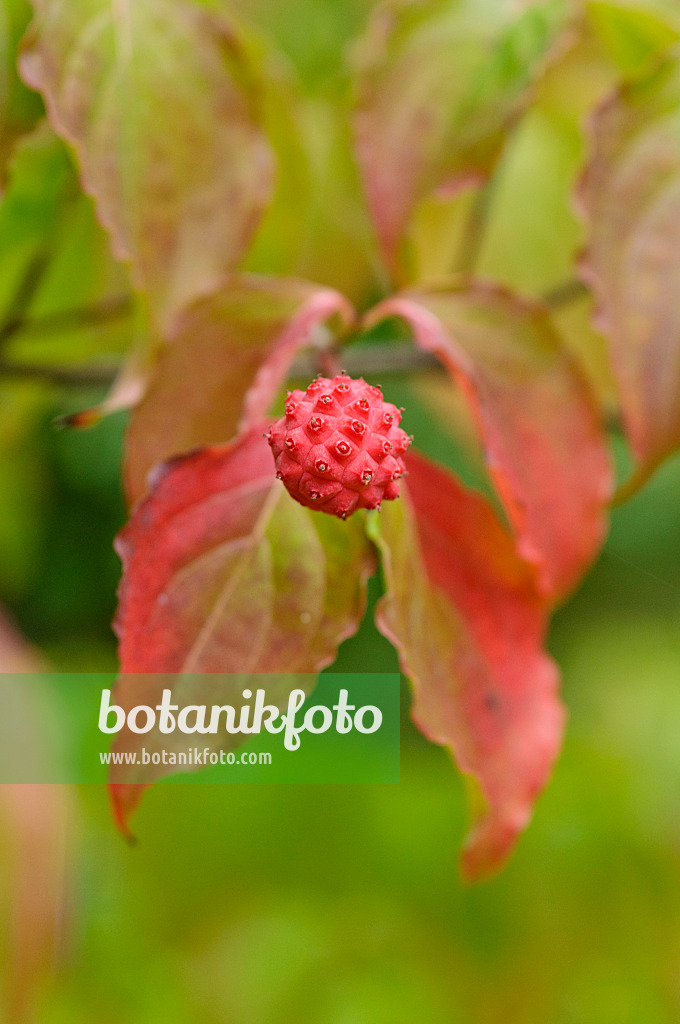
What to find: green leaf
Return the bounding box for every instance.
[247,93,385,306]
[20,0,275,330]
[353,0,574,276]
[587,0,680,72]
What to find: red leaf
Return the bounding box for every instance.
[577,57,680,484]
[370,450,564,879]
[111,426,375,829]
[368,282,613,598]
[123,277,353,504]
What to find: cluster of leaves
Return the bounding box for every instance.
[2,0,680,878]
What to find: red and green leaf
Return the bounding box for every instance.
[578,53,680,485]
[123,276,353,504]
[353,0,574,276]
[368,282,613,598]
[369,450,564,879]
[20,0,274,329]
[111,425,375,829]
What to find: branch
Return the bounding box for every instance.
[289,343,441,381]
[0,361,118,388]
[0,281,591,391]
[0,337,624,437]
[0,343,440,393]
[0,250,52,349]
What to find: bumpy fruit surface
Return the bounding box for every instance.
[266,374,412,519]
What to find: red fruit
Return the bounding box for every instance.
[266,374,412,519]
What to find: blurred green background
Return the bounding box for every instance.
[1,0,680,1021]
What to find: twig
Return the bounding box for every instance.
[0,339,625,440]
[0,250,52,349]
[0,276,592,393]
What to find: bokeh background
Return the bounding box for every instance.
[1,0,680,1021]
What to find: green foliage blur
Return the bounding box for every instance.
[1,0,680,1022]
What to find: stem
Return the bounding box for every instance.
[0,250,52,349]
[317,348,343,378]
[0,172,91,350]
